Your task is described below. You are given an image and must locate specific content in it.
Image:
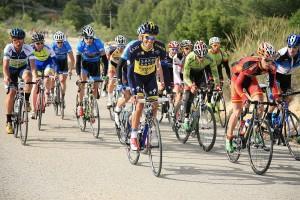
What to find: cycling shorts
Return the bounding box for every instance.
[276,72,291,94]
[56,58,68,74]
[132,73,158,98]
[231,75,263,103]
[9,65,31,87]
[81,60,101,80]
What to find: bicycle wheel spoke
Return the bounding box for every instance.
[285,112,300,160]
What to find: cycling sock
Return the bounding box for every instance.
[6,114,12,123]
[131,129,138,138]
[25,93,31,102]
[115,106,121,113]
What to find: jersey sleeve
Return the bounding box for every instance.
[3,44,11,60]
[76,41,83,55]
[95,39,105,55]
[65,41,73,53]
[183,53,194,86]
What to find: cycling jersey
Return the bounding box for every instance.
[121,40,137,60]
[32,44,56,72]
[128,40,166,76]
[3,43,34,68]
[275,47,300,74]
[51,40,72,60]
[231,56,279,103]
[183,52,217,86]
[173,53,184,85]
[127,40,166,96]
[161,54,173,82]
[108,48,123,78]
[76,37,105,62]
[208,48,231,81]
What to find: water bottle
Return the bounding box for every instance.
[271,113,281,128]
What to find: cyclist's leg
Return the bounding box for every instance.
[44,65,55,104]
[144,75,159,116]
[5,67,18,133]
[20,66,32,111]
[57,59,68,96]
[248,78,264,116]
[174,83,183,108]
[107,65,116,106]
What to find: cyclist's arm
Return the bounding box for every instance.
[222,60,231,80]
[217,63,224,81]
[117,58,127,83]
[29,58,37,78]
[173,57,183,84]
[156,58,164,84]
[235,72,248,99]
[101,54,108,76]
[2,57,10,82]
[183,58,192,86]
[268,67,280,99]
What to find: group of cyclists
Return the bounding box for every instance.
[3,21,300,173]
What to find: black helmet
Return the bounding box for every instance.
[140,21,159,35]
[10,28,25,39]
[31,32,44,43]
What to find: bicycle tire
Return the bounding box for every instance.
[60,97,65,119]
[148,119,163,177]
[90,98,100,138]
[53,82,60,116]
[37,91,44,131]
[13,98,20,138]
[224,110,242,163]
[157,102,164,123]
[248,119,273,175]
[174,102,190,144]
[75,94,86,131]
[197,105,217,152]
[20,100,28,145]
[284,111,300,161]
[217,95,227,128]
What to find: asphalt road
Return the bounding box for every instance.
[0,77,300,200]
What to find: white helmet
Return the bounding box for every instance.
[114,35,127,46]
[53,31,65,41]
[193,40,208,57]
[82,25,94,37]
[257,42,276,59]
[209,37,221,46]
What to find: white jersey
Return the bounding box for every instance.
[3,43,35,68]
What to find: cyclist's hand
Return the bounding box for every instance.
[191,84,197,94]
[3,76,11,85]
[216,85,222,91]
[219,79,224,87]
[116,84,123,91]
[158,82,165,91]
[102,75,108,81]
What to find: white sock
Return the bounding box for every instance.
[115,106,121,113]
[131,130,137,138]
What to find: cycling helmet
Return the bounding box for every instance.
[257,42,276,58]
[180,39,193,48]
[82,25,94,37]
[193,40,208,57]
[53,31,65,41]
[31,32,44,43]
[209,37,221,46]
[287,33,300,48]
[137,24,145,35]
[168,41,179,49]
[10,28,25,39]
[141,21,159,35]
[114,35,127,46]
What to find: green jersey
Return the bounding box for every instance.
[183,52,218,86]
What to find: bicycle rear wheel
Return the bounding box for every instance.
[90,98,100,138]
[148,119,162,177]
[217,95,227,128]
[224,111,242,163]
[60,97,65,119]
[19,100,29,145]
[197,105,217,152]
[174,102,190,143]
[248,119,273,175]
[13,99,20,138]
[284,111,300,160]
[53,83,60,116]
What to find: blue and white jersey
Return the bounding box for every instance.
[76,37,105,62]
[51,40,72,60]
[121,40,138,60]
[3,43,35,68]
[275,47,300,74]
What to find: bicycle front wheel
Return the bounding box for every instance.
[90,98,100,138]
[248,119,273,175]
[13,99,20,138]
[217,95,227,128]
[197,105,217,152]
[148,119,162,177]
[157,102,164,123]
[37,92,44,131]
[284,111,300,161]
[20,100,29,145]
[174,102,190,143]
[75,94,86,131]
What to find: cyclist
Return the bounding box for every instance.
[31,32,57,119]
[114,24,146,127]
[127,21,166,150]
[51,31,75,107]
[3,28,36,134]
[225,42,280,153]
[208,37,231,86]
[173,40,193,107]
[182,40,217,131]
[107,35,127,107]
[75,25,108,116]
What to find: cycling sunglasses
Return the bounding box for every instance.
[144,35,156,41]
[84,36,94,40]
[56,41,63,44]
[35,42,44,45]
